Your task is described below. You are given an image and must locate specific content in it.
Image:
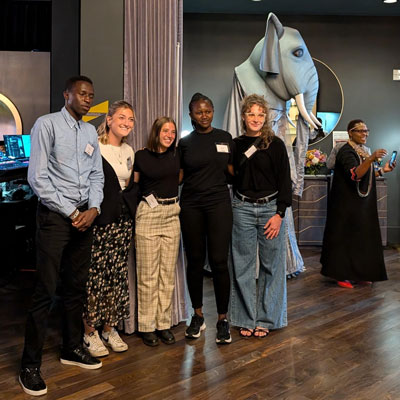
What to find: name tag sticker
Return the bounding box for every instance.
[85,143,94,156]
[127,156,133,170]
[216,143,229,153]
[144,193,158,208]
[244,145,257,159]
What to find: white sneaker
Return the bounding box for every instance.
[102,328,128,352]
[83,331,109,357]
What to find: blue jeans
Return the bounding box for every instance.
[229,197,287,330]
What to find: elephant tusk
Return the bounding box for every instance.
[310,111,322,127]
[295,93,317,129]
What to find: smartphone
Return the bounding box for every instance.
[389,150,397,167]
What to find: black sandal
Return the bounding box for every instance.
[239,327,253,337]
[254,327,269,338]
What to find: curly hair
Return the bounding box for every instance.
[97,100,135,145]
[240,94,274,149]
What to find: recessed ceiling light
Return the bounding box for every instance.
[251,0,262,2]
[383,0,397,3]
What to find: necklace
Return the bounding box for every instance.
[347,140,370,160]
[347,140,373,198]
[110,145,123,165]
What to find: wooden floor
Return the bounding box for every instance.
[1,247,400,400]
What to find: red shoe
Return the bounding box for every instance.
[337,280,354,289]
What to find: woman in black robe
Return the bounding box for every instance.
[321,119,396,288]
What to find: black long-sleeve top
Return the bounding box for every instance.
[233,135,292,215]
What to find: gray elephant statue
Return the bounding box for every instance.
[224,13,319,276]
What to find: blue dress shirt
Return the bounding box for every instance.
[28,107,104,218]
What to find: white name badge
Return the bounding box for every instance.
[85,143,94,156]
[127,156,133,170]
[216,143,229,153]
[144,193,159,208]
[244,145,258,159]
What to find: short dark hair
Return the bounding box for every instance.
[347,119,365,132]
[188,92,214,112]
[147,116,177,153]
[64,75,93,92]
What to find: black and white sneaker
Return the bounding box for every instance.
[216,319,232,344]
[185,314,206,339]
[19,367,47,396]
[60,345,102,369]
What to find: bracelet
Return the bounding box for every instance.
[70,209,80,220]
[276,210,284,218]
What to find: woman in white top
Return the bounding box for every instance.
[83,100,136,357]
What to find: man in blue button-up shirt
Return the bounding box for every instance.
[19,76,104,397]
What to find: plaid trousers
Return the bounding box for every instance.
[135,201,181,332]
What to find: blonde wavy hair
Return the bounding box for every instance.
[240,94,274,149]
[97,100,135,144]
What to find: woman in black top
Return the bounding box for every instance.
[134,117,181,346]
[230,94,291,338]
[179,93,234,344]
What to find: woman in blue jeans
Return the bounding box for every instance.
[230,94,292,337]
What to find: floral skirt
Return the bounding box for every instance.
[84,214,133,328]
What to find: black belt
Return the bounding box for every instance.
[235,191,278,204]
[157,196,179,205]
[142,196,179,205]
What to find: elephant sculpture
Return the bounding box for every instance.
[224,13,320,276]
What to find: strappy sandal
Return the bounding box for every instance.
[254,327,269,338]
[239,327,253,337]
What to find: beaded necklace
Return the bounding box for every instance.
[347,140,373,198]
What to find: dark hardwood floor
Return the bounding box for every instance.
[1,247,400,400]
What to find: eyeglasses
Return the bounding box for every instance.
[245,113,266,119]
[350,128,370,133]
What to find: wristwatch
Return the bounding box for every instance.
[95,207,101,216]
[70,209,80,220]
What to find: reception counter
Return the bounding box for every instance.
[292,175,387,246]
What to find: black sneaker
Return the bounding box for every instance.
[216,319,232,344]
[157,329,175,345]
[185,314,206,339]
[19,367,47,396]
[60,345,102,369]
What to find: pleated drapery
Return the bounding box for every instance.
[123,0,188,333]
[124,0,183,150]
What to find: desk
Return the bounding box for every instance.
[0,163,28,182]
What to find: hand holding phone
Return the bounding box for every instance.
[389,150,397,168]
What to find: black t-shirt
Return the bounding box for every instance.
[134,148,180,198]
[233,135,292,214]
[178,128,233,205]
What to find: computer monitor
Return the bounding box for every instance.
[3,134,29,160]
[21,135,31,158]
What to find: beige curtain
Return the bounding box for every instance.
[123,0,188,333]
[124,0,183,150]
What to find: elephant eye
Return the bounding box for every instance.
[293,48,304,58]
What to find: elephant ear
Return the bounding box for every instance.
[260,13,284,75]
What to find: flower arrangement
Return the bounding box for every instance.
[305,148,327,175]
